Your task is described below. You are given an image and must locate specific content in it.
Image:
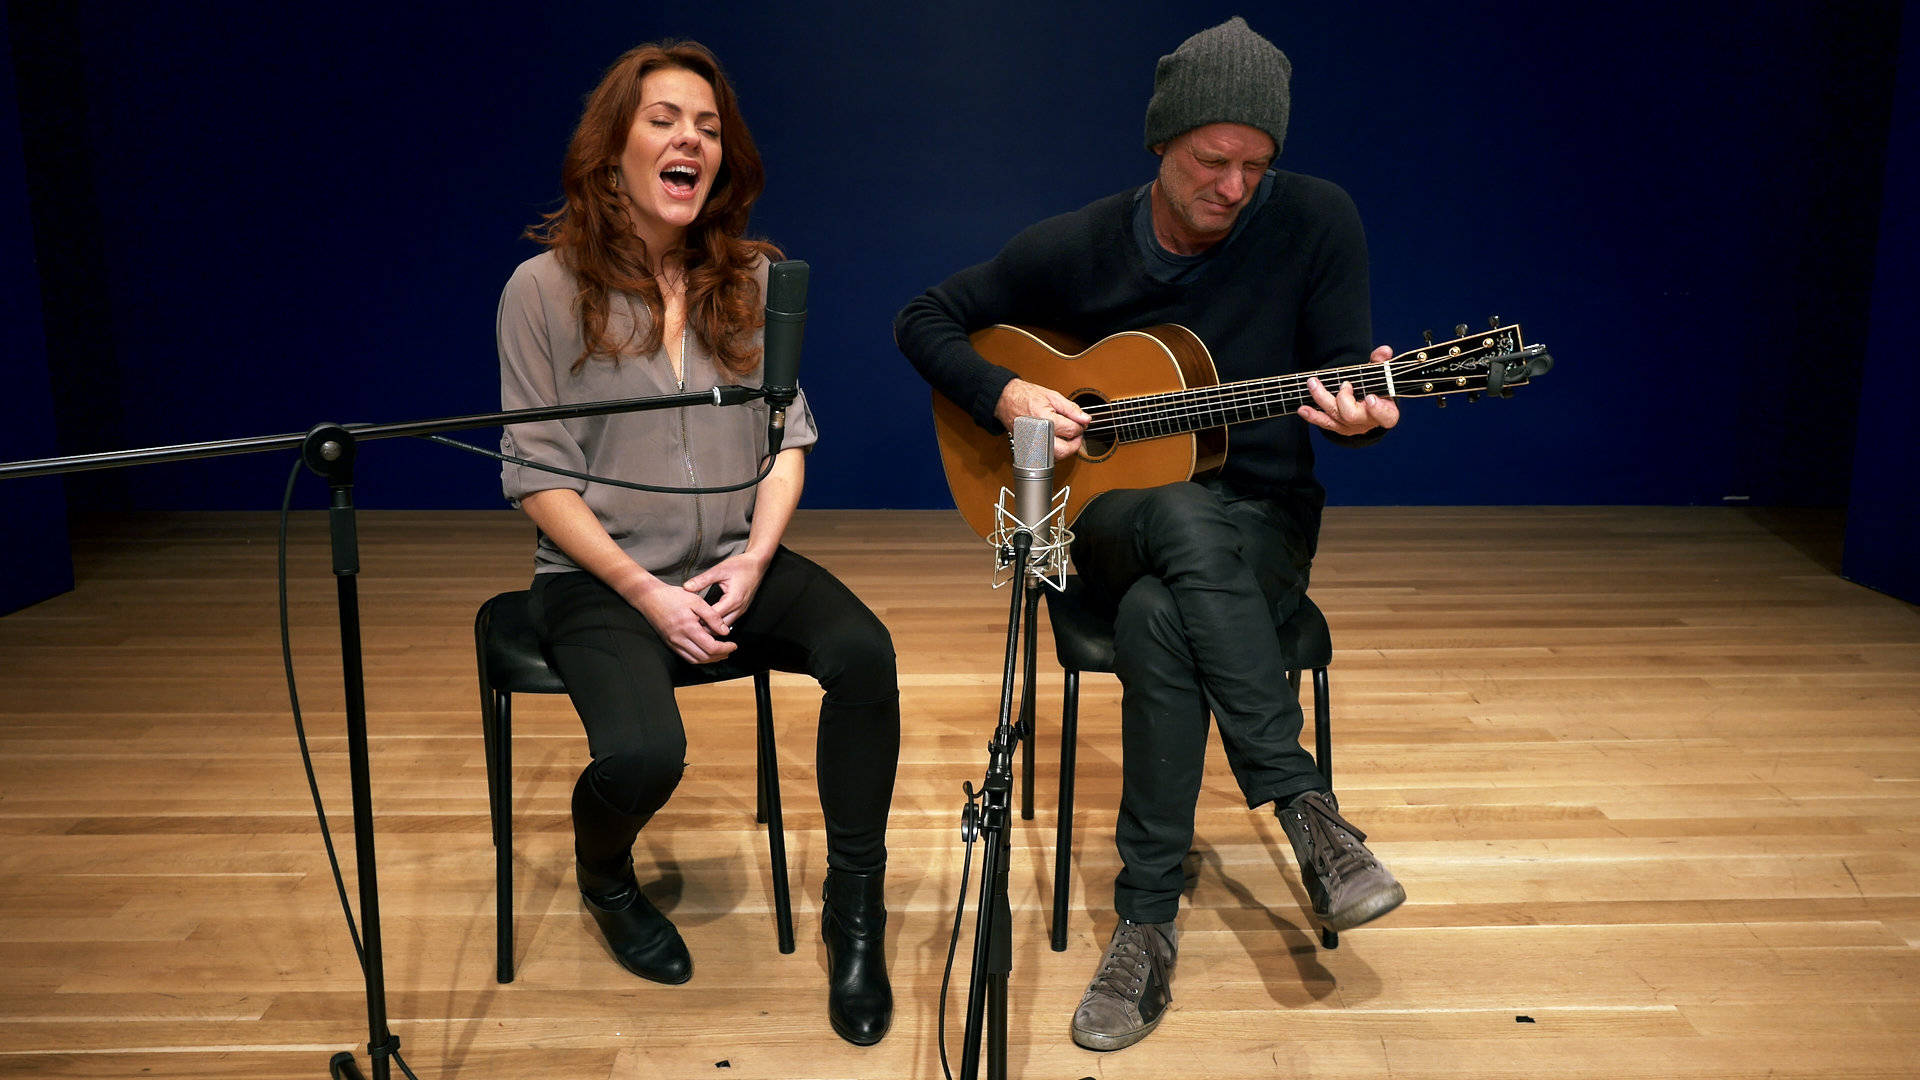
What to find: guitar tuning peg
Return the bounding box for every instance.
[1422,329,1434,345]
[1453,323,1469,338]
[1436,397,1447,409]
[1488,315,1501,329]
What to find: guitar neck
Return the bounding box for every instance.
[1085,358,1391,443]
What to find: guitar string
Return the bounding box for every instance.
[1083,365,1397,436]
[1088,388,1393,437]
[1079,345,1517,438]
[1084,363,1391,420]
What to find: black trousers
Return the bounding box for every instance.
[1070,480,1327,923]
[530,548,900,877]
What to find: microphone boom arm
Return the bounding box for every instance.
[0,384,776,480]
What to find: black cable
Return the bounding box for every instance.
[277,454,422,1080]
[421,433,775,495]
[937,783,984,1080]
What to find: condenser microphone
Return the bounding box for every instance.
[987,415,1071,589]
[762,260,807,454]
[1010,416,1053,549]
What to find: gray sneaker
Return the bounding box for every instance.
[1277,790,1405,932]
[1070,919,1177,1051]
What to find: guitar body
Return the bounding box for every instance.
[934,324,1227,540]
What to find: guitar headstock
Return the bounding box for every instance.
[1392,319,1553,402]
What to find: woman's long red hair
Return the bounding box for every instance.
[528,41,779,376]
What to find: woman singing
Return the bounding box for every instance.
[496,40,897,1046]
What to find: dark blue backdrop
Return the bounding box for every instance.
[1,4,71,615]
[1844,0,1918,602]
[1,4,1909,544]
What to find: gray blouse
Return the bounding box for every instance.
[497,251,818,584]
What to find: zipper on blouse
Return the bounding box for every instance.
[676,321,704,581]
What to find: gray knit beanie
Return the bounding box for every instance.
[1143,16,1292,155]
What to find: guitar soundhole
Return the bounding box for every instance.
[1073,391,1115,460]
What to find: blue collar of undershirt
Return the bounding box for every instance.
[1131,170,1276,285]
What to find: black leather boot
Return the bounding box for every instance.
[577,860,692,985]
[821,867,892,1045]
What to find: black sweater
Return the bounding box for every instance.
[895,171,1374,509]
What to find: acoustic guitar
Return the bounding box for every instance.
[932,320,1552,540]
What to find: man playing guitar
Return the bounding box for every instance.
[895,17,1405,1053]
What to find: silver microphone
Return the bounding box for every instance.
[1010,416,1053,547]
[990,416,1071,589]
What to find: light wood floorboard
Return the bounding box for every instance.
[0,507,1915,1079]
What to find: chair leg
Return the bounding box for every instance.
[755,718,768,826]
[494,690,516,982]
[1310,665,1337,949]
[477,607,499,846]
[1051,669,1080,952]
[1312,666,1332,789]
[755,672,796,954]
[1019,588,1040,821]
[482,693,504,850]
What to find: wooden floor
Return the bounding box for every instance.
[0,507,1915,1079]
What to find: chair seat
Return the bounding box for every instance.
[1275,596,1332,671]
[480,591,567,695]
[1043,577,1117,673]
[1043,576,1332,674]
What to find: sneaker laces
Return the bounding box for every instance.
[1292,794,1376,885]
[1085,923,1160,1002]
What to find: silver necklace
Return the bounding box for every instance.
[678,321,688,391]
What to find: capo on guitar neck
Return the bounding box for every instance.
[1483,344,1554,398]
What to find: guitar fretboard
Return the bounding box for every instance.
[1084,361,1397,443]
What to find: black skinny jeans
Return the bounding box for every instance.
[530,548,900,879]
[1070,481,1328,923]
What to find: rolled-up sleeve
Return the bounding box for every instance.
[498,260,587,502]
[778,387,820,453]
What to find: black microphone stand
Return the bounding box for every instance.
[0,384,778,1080]
[957,528,1044,1080]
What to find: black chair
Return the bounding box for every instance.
[1041,575,1337,951]
[475,589,794,984]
